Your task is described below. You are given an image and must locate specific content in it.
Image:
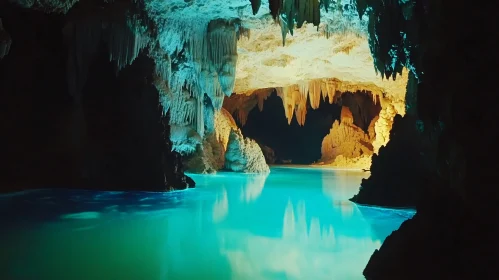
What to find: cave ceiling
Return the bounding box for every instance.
[5,0,409,157]
[142,0,407,101]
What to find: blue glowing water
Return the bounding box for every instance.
[0,167,414,280]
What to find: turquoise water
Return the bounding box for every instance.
[0,167,414,280]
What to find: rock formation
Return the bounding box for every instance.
[248,1,499,277]
[351,72,433,207]
[0,18,11,59]
[0,1,193,192]
[181,107,270,173]
[320,106,374,168]
[225,129,270,173]
[351,0,499,278]
[224,84,387,168]
[2,0,497,277]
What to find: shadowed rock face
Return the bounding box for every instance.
[0,18,11,59]
[0,2,193,192]
[350,114,430,208]
[348,0,499,279]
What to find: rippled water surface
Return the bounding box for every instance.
[0,166,415,280]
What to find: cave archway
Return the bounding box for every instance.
[224,89,382,165]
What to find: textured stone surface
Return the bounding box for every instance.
[0,2,193,192]
[351,0,499,278]
[320,106,374,168]
[225,130,270,173]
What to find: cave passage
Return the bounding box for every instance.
[236,91,339,164]
[235,90,382,165]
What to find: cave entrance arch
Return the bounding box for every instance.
[223,88,382,166]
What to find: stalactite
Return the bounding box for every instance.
[0,18,12,60]
[275,0,321,46]
[269,0,282,20]
[222,89,273,127]
[237,25,251,40]
[308,79,322,109]
[196,95,205,138]
[276,86,296,125]
[250,0,262,15]
[153,16,241,136]
[356,0,411,81]
[256,89,272,112]
[295,99,307,126]
[106,23,150,72]
[64,15,150,101]
[237,109,249,126]
[167,89,196,127]
[273,78,389,126]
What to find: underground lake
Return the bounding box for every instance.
[0,167,415,280]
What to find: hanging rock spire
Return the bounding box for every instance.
[0,18,12,60]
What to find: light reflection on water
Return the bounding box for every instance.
[0,167,414,280]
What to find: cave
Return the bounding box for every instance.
[223,89,381,165]
[1,0,497,279]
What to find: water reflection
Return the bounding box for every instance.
[213,188,228,223]
[240,174,268,203]
[1,167,414,280]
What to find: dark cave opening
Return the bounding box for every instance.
[340,91,382,133]
[230,90,382,165]
[235,91,339,165]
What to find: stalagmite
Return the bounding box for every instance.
[106,23,150,72]
[225,130,270,173]
[320,106,374,169]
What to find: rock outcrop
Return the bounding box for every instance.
[182,107,270,174]
[350,114,430,207]
[320,106,374,168]
[350,71,435,207]
[182,108,236,173]
[0,1,193,192]
[349,0,499,279]
[225,129,270,173]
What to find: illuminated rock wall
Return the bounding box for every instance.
[182,108,269,173]
[3,0,407,173]
[321,107,375,169]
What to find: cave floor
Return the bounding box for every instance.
[0,167,414,280]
